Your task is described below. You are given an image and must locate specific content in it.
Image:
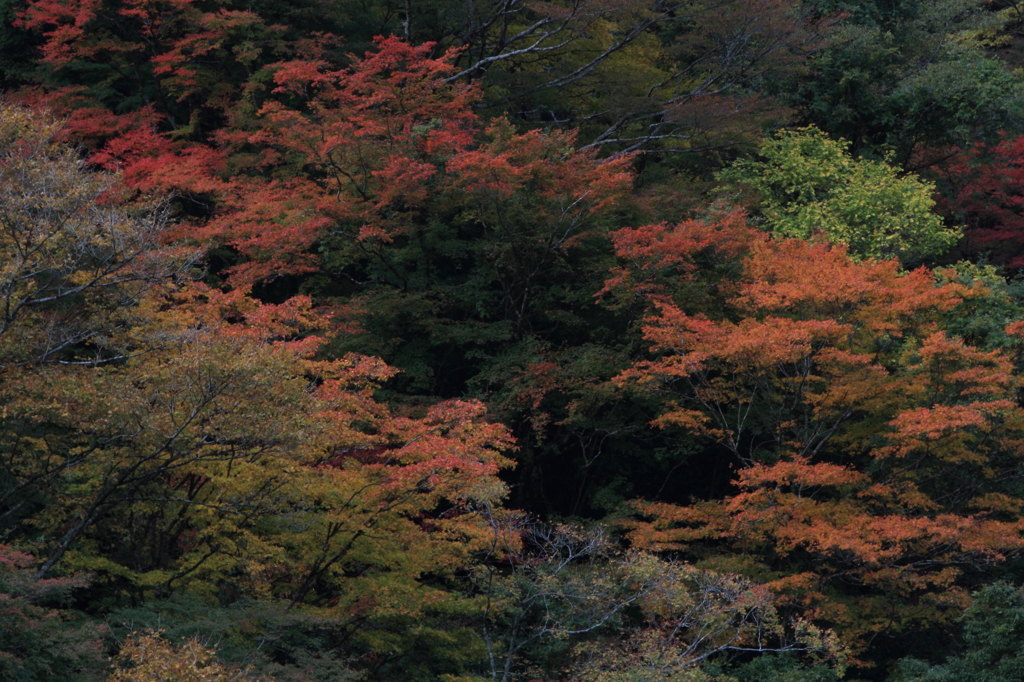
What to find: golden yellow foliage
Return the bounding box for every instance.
[108,630,271,682]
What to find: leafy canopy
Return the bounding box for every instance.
[722,127,960,261]
[607,214,1024,661]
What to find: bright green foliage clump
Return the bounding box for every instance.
[722,127,960,261]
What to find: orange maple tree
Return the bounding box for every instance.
[608,217,1024,659]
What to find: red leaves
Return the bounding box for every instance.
[16,0,293,163]
[110,38,631,291]
[449,122,630,206]
[137,38,475,288]
[17,0,104,65]
[265,36,477,134]
[931,134,1024,268]
[19,13,635,295]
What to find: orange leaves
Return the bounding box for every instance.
[1007,320,1024,338]
[646,311,849,368]
[737,240,964,336]
[614,227,1024,653]
[611,237,988,463]
[734,457,867,490]
[723,461,941,564]
[907,331,1015,396]
[384,398,515,469]
[869,332,1024,466]
[600,208,759,297]
[313,397,513,508]
[885,404,1004,456]
[632,453,1024,591]
[613,208,756,273]
[620,302,882,461]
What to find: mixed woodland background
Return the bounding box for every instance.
[9,0,1024,680]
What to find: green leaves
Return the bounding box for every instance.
[721,127,960,261]
[896,583,1024,682]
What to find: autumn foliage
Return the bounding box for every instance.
[931,133,1024,268]
[610,218,1024,657]
[6,2,1024,680]
[0,99,521,679]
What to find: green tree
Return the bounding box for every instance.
[787,0,1024,166]
[721,126,960,261]
[896,583,1024,682]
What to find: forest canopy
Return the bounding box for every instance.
[3,0,1024,681]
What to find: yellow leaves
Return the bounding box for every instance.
[969,492,1024,515]
[651,405,716,435]
[627,500,730,551]
[0,104,62,147]
[763,571,820,595]
[0,241,517,621]
[108,630,271,682]
[0,102,200,365]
